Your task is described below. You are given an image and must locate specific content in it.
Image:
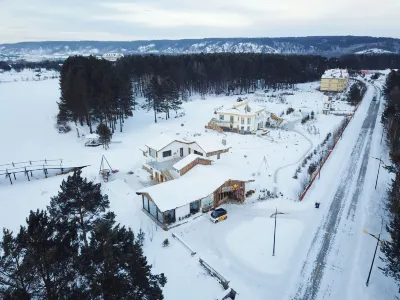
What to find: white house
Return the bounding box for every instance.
[136,164,252,227]
[207,101,269,134]
[142,134,230,183]
[102,52,124,62]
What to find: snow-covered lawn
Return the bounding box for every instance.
[1,70,385,299]
[0,68,59,83]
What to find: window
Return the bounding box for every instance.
[149,148,156,158]
[217,153,220,159]
[247,118,251,124]
[219,114,224,120]
[194,150,203,156]
[230,116,234,123]
[241,118,244,124]
[180,148,183,157]
[247,126,250,132]
[162,150,172,158]
[188,147,191,154]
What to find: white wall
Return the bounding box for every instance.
[156,141,193,162]
[175,204,190,220]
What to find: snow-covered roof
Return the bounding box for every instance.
[321,69,349,79]
[145,133,193,151]
[145,133,229,154]
[136,164,251,212]
[172,154,212,171]
[216,101,266,116]
[195,136,230,153]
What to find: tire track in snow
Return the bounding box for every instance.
[291,87,380,300]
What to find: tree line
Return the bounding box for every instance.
[0,170,166,299]
[53,53,400,132]
[57,56,135,134]
[380,70,400,289]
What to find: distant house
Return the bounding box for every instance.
[141,134,230,183]
[102,53,124,62]
[136,164,252,227]
[206,101,271,134]
[320,69,349,92]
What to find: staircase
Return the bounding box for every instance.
[161,168,175,181]
[205,120,224,133]
[271,113,284,126]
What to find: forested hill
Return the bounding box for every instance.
[1,36,400,61]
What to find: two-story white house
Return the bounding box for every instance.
[142,134,230,183]
[207,101,269,134]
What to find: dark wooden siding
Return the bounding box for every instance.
[179,158,212,176]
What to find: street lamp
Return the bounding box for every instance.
[371,156,394,190]
[270,207,289,256]
[363,229,385,287]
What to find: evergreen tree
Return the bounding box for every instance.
[47,170,110,249]
[145,76,164,123]
[1,173,166,299]
[96,123,112,150]
[382,170,400,288]
[83,213,167,299]
[0,210,80,299]
[161,78,181,119]
[348,84,361,105]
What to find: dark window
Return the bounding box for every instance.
[194,150,203,156]
[180,148,183,157]
[163,150,172,158]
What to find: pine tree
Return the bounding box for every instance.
[47,170,110,249]
[0,210,80,299]
[83,212,167,299]
[0,229,36,298]
[382,170,400,289]
[161,78,181,119]
[145,76,164,123]
[96,123,112,150]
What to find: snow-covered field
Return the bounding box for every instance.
[0,69,396,299]
[0,68,59,83]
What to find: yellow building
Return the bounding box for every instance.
[320,69,349,92]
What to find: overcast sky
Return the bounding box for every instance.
[1,0,399,44]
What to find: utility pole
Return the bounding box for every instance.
[270,208,289,256]
[273,207,277,256]
[374,156,382,190]
[366,233,380,287]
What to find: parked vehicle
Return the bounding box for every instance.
[210,208,228,223]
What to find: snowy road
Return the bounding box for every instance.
[291,85,381,300]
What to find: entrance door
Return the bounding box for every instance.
[188,147,191,154]
[155,172,159,182]
[180,147,183,157]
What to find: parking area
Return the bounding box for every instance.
[171,201,307,299]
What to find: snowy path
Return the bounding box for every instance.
[273,119,314,194]
[289,85,381,300]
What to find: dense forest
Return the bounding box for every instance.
[54,53,400,134]
[380,70,400,288]
[0,170,166,299]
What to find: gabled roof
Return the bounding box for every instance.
[216,101,266,116]
[145,134,194,152]
[321,69,349,79]
[194,136,230,154]
[136,164,251,212]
